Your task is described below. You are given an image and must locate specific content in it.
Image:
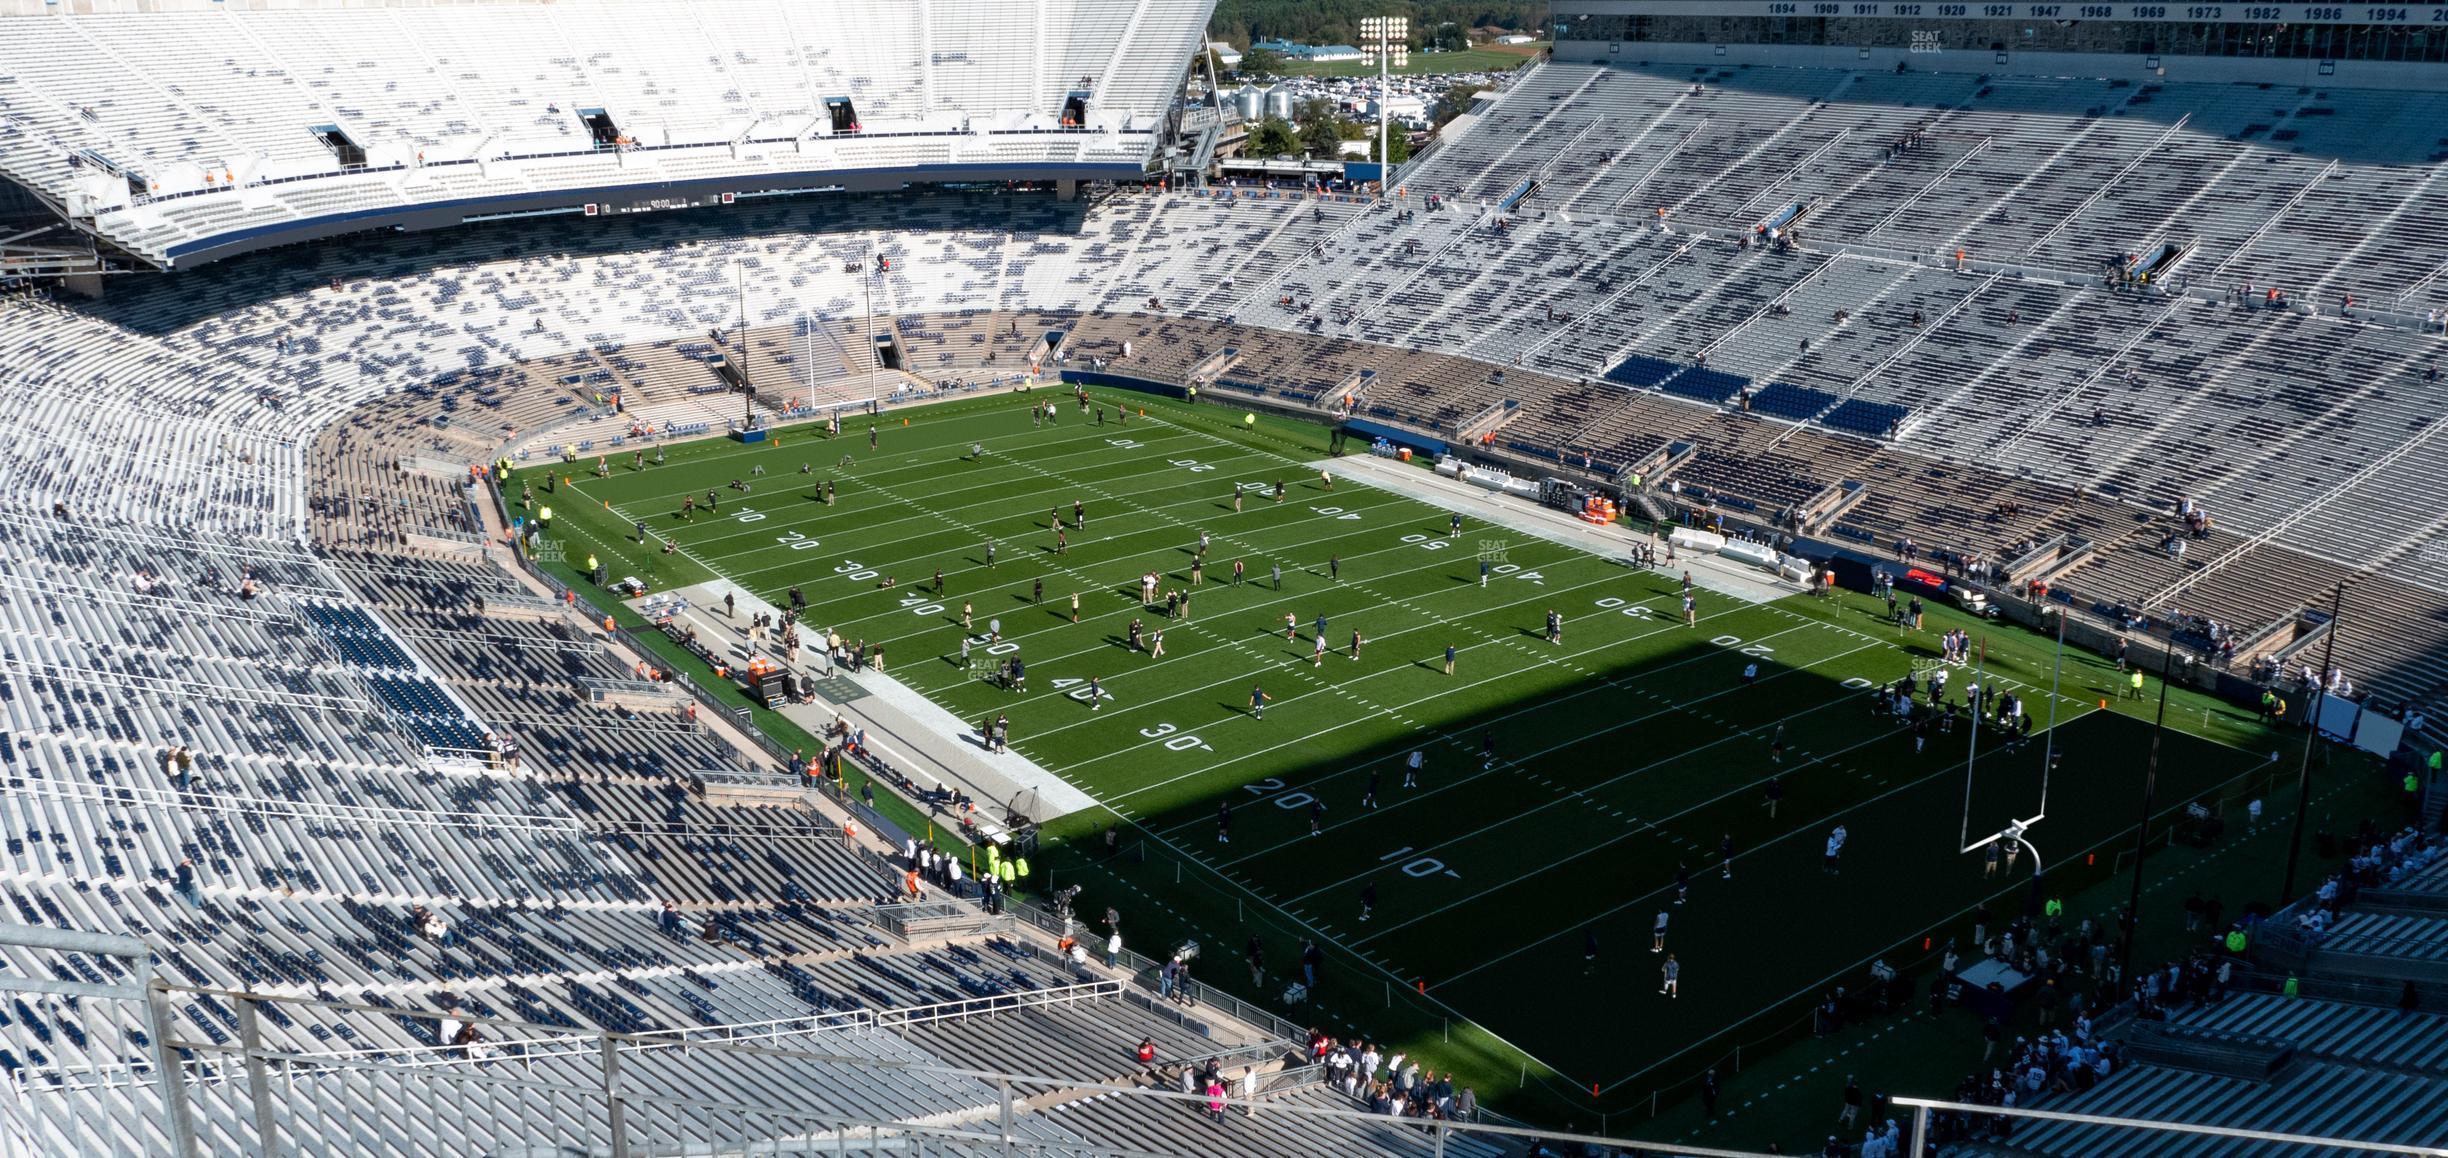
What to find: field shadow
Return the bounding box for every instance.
[1083,622,2277,1098]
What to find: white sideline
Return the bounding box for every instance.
[853,669,1101,818]
[1311,454,1797,605]
[649,579,1098,821]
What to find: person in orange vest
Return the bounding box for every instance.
[904,869,922,899]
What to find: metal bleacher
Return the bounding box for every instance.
[2160,992,2448,1075]
[0,0,1204,267]
[12,19,2448,1151]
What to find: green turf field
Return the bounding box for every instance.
[515,390,2288,1119]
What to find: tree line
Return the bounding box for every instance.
[1239,86,1489,163]
[1210,0,1541,51]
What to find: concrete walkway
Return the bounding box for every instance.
[651,580,1099,827]
[1316,454,1799,605]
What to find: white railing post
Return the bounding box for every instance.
[146,980,203,1158]
[998,1076,1016,1157]
[599,1035,632,1158]
[236,996,283,1157]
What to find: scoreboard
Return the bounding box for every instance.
[1556,1,2448,25]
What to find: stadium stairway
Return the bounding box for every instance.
[2160,992,2448,1077]
[1952,1059,2448,1157]
[1038,1080,1518,1158]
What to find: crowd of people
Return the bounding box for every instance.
[2290,824,2447,947]
[1304,1029,1480,1125]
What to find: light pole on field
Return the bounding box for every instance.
[1360,16,1407,196]
[2280,582,2348,904]
[2118,638,2178,991]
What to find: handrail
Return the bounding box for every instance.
[420,744,498,764]
[1000,898,1315,1047]
[874,981,1123,1029]
[1889,1095,2448,1156]
[5,776,590,836]
[114,988,1725,1158]
[661,1008,876,1045]
[580,675,687,700]
[1158,1038,1296,1075]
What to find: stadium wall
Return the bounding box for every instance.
[0,0,717,13]
[1555,39,2448,91]
[141,161,1142,268]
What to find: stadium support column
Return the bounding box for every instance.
[2280,583,2348,904]
[1058,179,1078,201]
[2037,604,2068,810]
[735,259,754,429]
[2119,638,2177,993]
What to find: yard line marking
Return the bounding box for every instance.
[645,428,1277,558]
[1591,728,2286,1095]
[1012,570,1657,745]
[1429,707,2110,993]
[1102,606,1820,801]
[809,469,1628,710]
[654,482,1424,632]
[1272,636,1880,905]
[583,405,1200,508]
[733,486,1428,633]
[607,434,1344,576]
[1279,639,1886,907]
[1144,611,1832,838]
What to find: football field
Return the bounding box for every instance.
[522,391,2278,1110]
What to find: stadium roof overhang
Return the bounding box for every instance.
[103,156,1150,270]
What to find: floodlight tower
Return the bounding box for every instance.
[1360,16,1408,196]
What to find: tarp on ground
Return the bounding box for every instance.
[1343,416,1445,457]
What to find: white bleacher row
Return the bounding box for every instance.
[10,61,2448,648]
[0,296,382,540]
[1983,1059,2448,1157]
[2,928,1122,1154]
[16,149,2448,605]
[0,0,1204,264]
[1040,1082,1511,1158]
[2163,992,2448,1075]
[1402,62,2448,311]
[0,0,1192,173]
[0,525,1265,1156]
[9,57,2448,1154]
[31,1026,1104,1158]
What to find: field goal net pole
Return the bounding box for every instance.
[1954,648,1990,855]
[2035,603,2068,832]
[1959,604,2071,860]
